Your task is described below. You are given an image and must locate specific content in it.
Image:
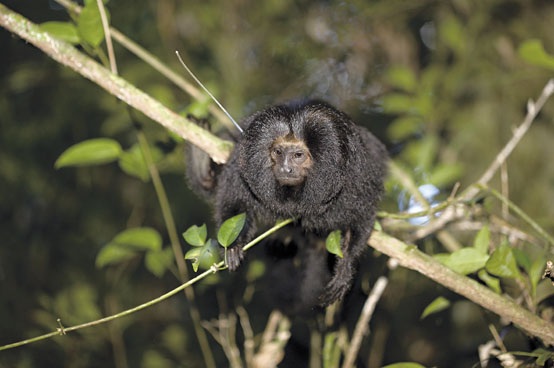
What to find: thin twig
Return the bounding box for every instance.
[341,276,389,368]
[0,218,293,351]
[0,4,233,164]
[53,0,235,130]
[411,79,554,240]
[96,0,117,75]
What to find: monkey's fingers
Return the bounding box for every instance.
[226,246,245,271]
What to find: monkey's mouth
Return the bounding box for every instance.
[275,175,305,187]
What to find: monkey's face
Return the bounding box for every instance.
[270,136,313,187]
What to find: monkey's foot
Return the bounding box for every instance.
[319,280,350,307]
[226,246,244,271]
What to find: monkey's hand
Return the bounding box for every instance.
[226,245,245,271]
[319,259,354,306]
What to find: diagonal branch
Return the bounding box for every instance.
[369,231,554,345]
[0,3,232,164]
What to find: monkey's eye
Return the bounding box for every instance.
[293,152,304,159]
[272,148,282,156]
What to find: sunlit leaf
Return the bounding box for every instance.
[183,224,208,247]
[184,240,219,272]
[518,39,554,71]
[112,227,163,251]
[435,248,489,275]
[39,21,80,44]
[421,296,451,319]
[184,247,202,272]
[217,213,246,248]
[473,225,490,255]
[485,244,521,280]
[325,230,343,258]
[77,1,106,48]
[55,138,122,168]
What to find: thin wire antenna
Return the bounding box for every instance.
[175,51,243,134]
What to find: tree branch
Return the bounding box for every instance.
[369,231,554,345]
[0,3,232,164]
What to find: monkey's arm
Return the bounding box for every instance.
[320,225,372,306]
[215,155,259,271]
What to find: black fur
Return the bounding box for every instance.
[187,100,387,307]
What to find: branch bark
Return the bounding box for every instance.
[369,231,554,345]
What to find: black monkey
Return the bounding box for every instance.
[187,100,387,307]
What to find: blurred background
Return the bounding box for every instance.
[1,0,554,367]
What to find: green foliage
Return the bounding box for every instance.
[485,244,523,281]
[183,224,219,272]
[96,227,173,277]
[518,39,554,71]
[325,230,343,258]
[39,21,80,44]
[217,213,246,248]
[54,138,122,168]
[382,363,426,368]
[118,142,164,182]
[77,1,106,48]
[420,296,451,319]
[183,224,208,247]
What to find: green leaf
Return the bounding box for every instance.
[77,1,105,48]
[119,143,164,181]
[528,257,546,296]
[485,245,521,280]
[145,248,174,278]
[518,39,554,71]
[421,296,451,319]
[434,248,489,275]
[55,138,122,168]
[217,213,246,248]
[118,144,149,181]
[39,21,80,44]
[184,241,219,272]
[246,260,266,282]
[386,66,417,93]
[112,227,163,251]
[388,116,422,141]
[382,363,427,368]
[440,16,466,55]
[473,225,490,255]
[96,244,136,268]
[325,230,343,258]
[477,270,501,294]
[428,163,464,188]
[184,247,202,272]
[183,224,208,247]
[381,93,415,114]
